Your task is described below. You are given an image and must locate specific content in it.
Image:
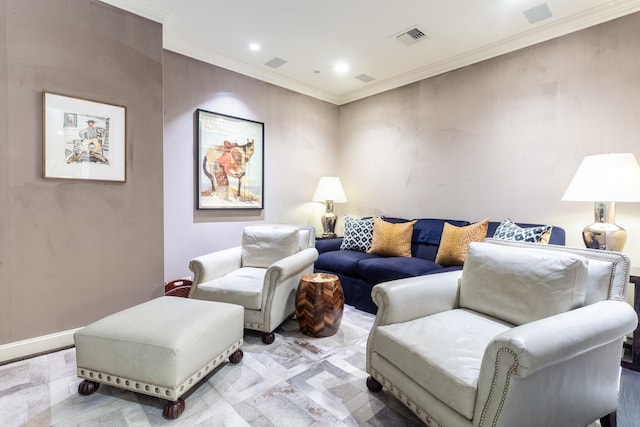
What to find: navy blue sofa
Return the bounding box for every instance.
[314,218,566,314]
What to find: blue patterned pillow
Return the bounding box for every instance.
[340,216,374,252]
[493,218,551,244]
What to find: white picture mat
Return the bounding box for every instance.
[43,92,126,182]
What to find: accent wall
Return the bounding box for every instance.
[0,0,164,356]
[337,12,640,265]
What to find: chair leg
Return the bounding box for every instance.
[261,332,275,345]
[600,411,617,427]
[366,376,383,393]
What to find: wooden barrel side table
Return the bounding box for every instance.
[295,273,344,337]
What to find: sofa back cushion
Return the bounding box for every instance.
[241,225,300,268]
[459,242,589,325]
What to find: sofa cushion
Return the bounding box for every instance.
[241,226,299,268]
[412,218,470,245]
[374,308,512,419]
[340,216,374,252]
[368,217,416,257]
[493,218,552,244]
[435,219,489,267]
[459,242,589,325]
[315,250,378,276]
[356,257,445,282]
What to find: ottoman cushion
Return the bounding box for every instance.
[74,296,243,401]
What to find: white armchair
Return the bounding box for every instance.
[189,225,318,344]
[366,239,637,427]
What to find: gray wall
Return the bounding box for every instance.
[338,12,640,264]
[0,0,164,346]
[3,2,640,352]
[163,51,338,280]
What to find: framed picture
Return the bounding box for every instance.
[196,109,264,209]
[43,92,126,182]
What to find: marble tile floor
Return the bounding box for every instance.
[0,305,638,426]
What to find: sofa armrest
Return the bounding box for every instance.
[315,238,343,254]
[372,270,463,326]
[188,246,242,286]
[264,248,319,286]
[475,300,637,425]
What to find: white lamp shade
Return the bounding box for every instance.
[312,177,347,202]
[562,153,640,202]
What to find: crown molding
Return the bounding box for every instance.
[163,35,341,105]
[99,0,640,106]
[98,0,172,23]
[338,1,640,104]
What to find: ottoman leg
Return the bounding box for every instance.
[163,398,185,419]
[78,380,100,395]
[229,349,244,363]
[261,332,275,345]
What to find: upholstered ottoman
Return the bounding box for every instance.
[74,296,244,419]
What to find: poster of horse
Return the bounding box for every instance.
[196,109,264,209]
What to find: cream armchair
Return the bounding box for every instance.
[189,225,318,344]
[366,239,637,427]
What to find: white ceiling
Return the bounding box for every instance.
[100,0,640,105]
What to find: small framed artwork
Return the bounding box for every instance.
[196,109,264,209]
[43,92,127,182]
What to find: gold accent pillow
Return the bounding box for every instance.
[435,219,489,266]
[367,217,416,257]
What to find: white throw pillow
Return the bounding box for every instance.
[241,226,300,268]
[459,242,588,325]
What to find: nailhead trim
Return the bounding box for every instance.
[77,339,242,401]
[478,347,518,427]
[370,369,442,427]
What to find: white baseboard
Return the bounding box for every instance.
[0,328,81,364]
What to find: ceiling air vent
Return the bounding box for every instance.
[265,57,288,69]
[355,74,375,83]
[523,3,552,24]
[396,27,427,46]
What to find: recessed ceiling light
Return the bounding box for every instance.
[333,62,350,74]
[249,43,261,51]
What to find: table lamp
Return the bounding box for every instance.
[562,153,640,251]
[312,177,347,238]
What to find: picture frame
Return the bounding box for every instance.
[196,109,264,210]
[43,92,127,182]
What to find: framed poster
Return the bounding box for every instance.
[42,92,126,182]
[196,109,264,209]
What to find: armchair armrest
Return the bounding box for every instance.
[484,300,637,377]
[475,300,638,425]
[372,270,463,326]
[188,246,242,286]
[264,248,319,286]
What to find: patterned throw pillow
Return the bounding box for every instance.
[367,217,416,257]
[493,218,552,244]
[435,219,489,267]
[340,216,374,252]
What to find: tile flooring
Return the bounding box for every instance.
[0,305,638,426]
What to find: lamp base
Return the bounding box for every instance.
[582,202,627,252]
[582,223,627,252]
[320,201,337,239]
